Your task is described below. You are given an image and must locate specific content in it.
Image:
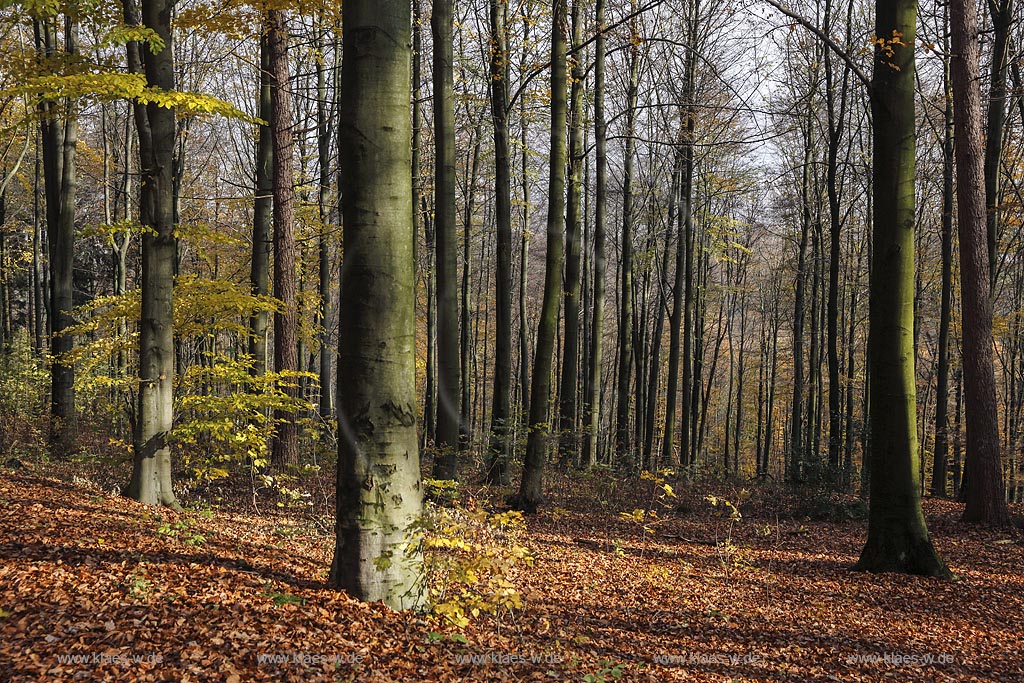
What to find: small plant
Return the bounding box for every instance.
[548,506,571,521]
[61,280,315,488]
[125,565,152,599]
[584,660,625,682]
[428,630,468,644]
[186,502,215,519]
[184,532,206,547]
[423,478,461,507]
[795,489,868,522]
[263,589,307,607]
[584,465,619,507]
[418,502,532,628]
[616,469,677,558]
[272,525,302,538]
[706,491,755,579]
[155,516,207,547]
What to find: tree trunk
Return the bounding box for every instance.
[415,0,435,451]
[824,0,851,474]
[316,25,334,419]
[949,0,1010,525]
[330,0,425,608]
[32,139,44,357]
[790,127,811,482]
[931,13,953,498]
[614,3,641,465]
[582,0,607,470]
[766,289,781,476]
[679,128,697,468]
[663,85,695,469]
[558,0,586,466]
[734,264,748,475]
[250,36,272,376]
[854,0,948,576]
[689,230,706,466]
[0,195,8,350]
[432,0,461,478]
[643,228,672,471]
[125,0,181,509]
[984,0,1012,291]
[486,0,513,484]
[37,16,77,456]
[269,10,299,468]
[844,226,865,488]
[807,217,820,468]
[514,0,568,511]
[460,127,481,450]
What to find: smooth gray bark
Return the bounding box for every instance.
[331,0,426,608]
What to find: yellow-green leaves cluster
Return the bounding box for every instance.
[63,276,315,482]
[175,356,314,481]
[419,499,533,629]
[9,73,255,122]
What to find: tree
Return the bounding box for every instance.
[662,0,697,469]
[557,0,586,466]
[249,36,272,377]
[983,0,1011,291]
[823,0,852,476]
[614,1,641,465]
[515,0,568,511]
[948,0,1009,525]
[854,0,948,576]
[582,0,607,470]
[269,9,299,467]
[315,24,334,419]
[486,0,513,484]
[330,0,425,609]
[432,0,461,480]
[931,1,953,498]
[789,120,812,483]
[124,0,181,509]
[35,12,77,456]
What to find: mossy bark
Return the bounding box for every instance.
[855,0,948,576]
[331,0,426,609]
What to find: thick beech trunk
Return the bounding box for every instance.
[125,0,180,509]
[331,0,425,608]
[855,0,949,575]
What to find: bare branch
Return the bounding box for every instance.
[507,0,669,113]
[763,0,871,90]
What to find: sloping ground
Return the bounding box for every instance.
[1,467,1022,682]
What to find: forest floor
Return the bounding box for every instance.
[1,457,1023,682]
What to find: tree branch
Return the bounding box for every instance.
[763,0,871,90]
[507,0,669,113]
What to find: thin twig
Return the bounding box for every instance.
[763,0,872,90]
